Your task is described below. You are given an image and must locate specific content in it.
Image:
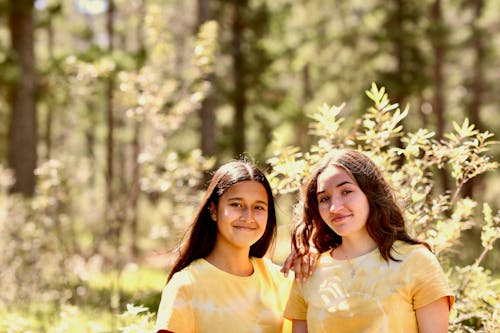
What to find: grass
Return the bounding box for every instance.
[0,265,166,333]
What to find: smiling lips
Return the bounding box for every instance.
[233,224,257,231]
[331,214,352,223]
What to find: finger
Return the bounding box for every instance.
[280,252,296,277]
[296,255,309,282]
[301,256,310,281]
[309,254,316,275]
[294,256,303,281]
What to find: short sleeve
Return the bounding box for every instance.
[283,280,308,320]
[407,247,455,310]
[154,272,195,333]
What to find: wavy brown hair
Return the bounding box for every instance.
[292,149,428,262]
[167,160,277,281]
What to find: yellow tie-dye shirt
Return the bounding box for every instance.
[155,257,293,333]
[284,241,454,333]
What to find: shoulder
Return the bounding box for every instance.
[251,256,281,276]
[167,259,207,288]
[391,241,441,270]
[251,256,293,284]
[392,241,433,259]
[317,250,334,264]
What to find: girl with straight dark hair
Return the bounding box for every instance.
[155,160,294,333]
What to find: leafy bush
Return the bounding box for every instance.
[268,83,500,332]
[0,19,219,331]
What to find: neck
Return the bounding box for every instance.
[205,244,254,276]
[340,233,377,259]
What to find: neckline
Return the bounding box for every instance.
[324,247,378,278]
[199,257,257,279]
[328,246,379,263]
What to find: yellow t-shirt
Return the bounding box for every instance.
[155,257,293,333]
[284,241,454,333]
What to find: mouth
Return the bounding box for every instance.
[233,225,257,231]
[331,214,351,223]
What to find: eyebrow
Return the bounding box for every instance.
[316,180,353,196]
[227,197,268,206]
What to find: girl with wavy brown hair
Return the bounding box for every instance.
[284,149,454,333]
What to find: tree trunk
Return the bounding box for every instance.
[467,0,485,131]
[297,63,312,149]
[391,0,406,166]
[129,0,146,258]
[45,14,54,160]
[430,0,450,193]
[463,0,485,198]
[431,0,445,139]
[7,0,37,197]
[416,93,429,128]
[232,1,247,156]
[105,0,117,241]
[85,101,97,185]
[129,120,141,257]
[197,0,217,160]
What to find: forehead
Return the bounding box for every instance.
[317,165,355,189]
[222,180,268,201]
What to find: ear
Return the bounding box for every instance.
[209,202,217,221]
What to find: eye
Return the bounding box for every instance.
[255,205,267,211]
[318,196,329,203]
[342,189,352,195]
[230,202,243,208]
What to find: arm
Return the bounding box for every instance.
[415,296,450,333]
[292,320,308,333]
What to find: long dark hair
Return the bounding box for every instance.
[167,160,277,281]
[292,149,428,262]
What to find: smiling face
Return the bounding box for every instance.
[316,165,370,240]
[210,180,269,253]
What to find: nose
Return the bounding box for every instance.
[328,197,343,213]
[241,207,254,221]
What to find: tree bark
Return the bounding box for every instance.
[105,0,117,241]
[431,0,445,139]
[129,0,146,258]
[45,14,54,160]
[298,63,312,149]
[467,0,485,132]
[430,0,450,193]
[129,120,141,257]
[232,1,247,156]
[7,0,37,197]
[463,0,485,198]
[391,0,407,166]
[197,0,217,159]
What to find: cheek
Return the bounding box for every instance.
[318,204,329,219]
[256,211,268,223]
[358,200,370,222]
[219,208,237,221]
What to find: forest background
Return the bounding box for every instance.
[0,0,499,332]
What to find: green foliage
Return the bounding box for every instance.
[116,19,218,235]
[1,0,499,329]
[268,83,500,332]
[0,15,220,332]
[118,304,156,333]
[0,159,91,307]
[0,303,156,333]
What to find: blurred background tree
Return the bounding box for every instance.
[0,0,498,331]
